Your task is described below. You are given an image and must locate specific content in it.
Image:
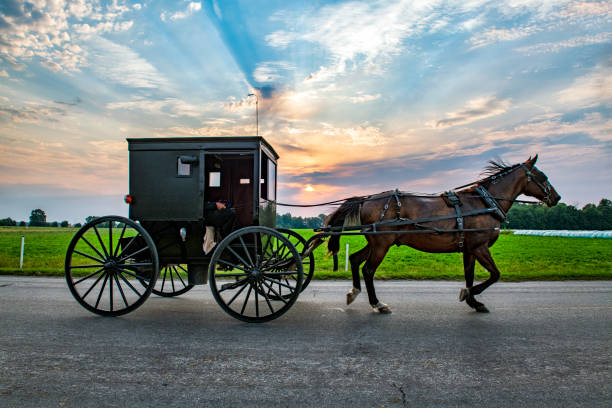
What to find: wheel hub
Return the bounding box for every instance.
[249,268,262,282]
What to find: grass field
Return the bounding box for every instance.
[1,226,610,280]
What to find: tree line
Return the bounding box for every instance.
[504,199,612,230]
[2,199,611,230]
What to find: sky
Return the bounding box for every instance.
[0,0,610,224]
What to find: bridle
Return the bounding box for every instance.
[519,163,555,204]
[476,163,554,204]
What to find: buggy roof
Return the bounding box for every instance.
[126,136,279,159]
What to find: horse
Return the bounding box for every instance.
[322,155,560,314]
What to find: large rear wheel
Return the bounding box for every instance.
[209,226,303,323]
[65,216,159,316]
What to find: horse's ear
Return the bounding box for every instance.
[527,154,538,168]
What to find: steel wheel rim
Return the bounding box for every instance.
[209,227,303,323]
[65,216,158,316]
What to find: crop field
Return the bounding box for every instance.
[1,226,610,280]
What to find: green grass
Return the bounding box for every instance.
[1,226,611,280]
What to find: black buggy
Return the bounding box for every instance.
[65,137,314,322]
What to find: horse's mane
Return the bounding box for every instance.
[475,159,522,186]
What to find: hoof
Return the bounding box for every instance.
[459,288,470,302]
[372,302,392,314]
[475,304,490,313]
[346,288,360,305]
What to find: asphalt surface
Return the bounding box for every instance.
[1,276,611,407]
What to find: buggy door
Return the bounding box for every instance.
[204,153,254,227]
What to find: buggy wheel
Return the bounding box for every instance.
[152,264,194,297]
[65,216,159,316]
[275,228,314,297]
[209,226,303,323]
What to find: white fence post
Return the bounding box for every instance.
[345,243,349,271]
[20,236,25,270]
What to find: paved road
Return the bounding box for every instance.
[1,277,611,407]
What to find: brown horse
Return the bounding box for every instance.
[323,155,560,313]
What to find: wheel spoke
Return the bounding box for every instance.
[118,272,141,297]
[240,284,253,315]
[95,273,109,309]
[262,270,300,276]
[73,250,105,264]
[174,265,187,287]
[263,276,296,291]
[108,222,113,260]
[238,236,254,267]
[113,223,127,257]
[114,273,129,308]
[169,267,176,292]
[71,264,107,269]
[258,282,275,314]
[80,236,106,261]
[160,267,168,292]
[93,225,109,259]
[117,235,138,260]
[226,246,250,269]
[226,280,249,306]
[260,280,289,305]
[255,282,259,318]
[117,266,151,282]
[73,268,104,285]
[220,277,248,292]
[118,246,150,263]
[123,262,152,268]
[215,272,249,278]
[216,258,250,273]
[81,270,107,299]
[109,272,114,312]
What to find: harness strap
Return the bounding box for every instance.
[379,189,403,221]
[445,190,464,252]
[475,186,506,221]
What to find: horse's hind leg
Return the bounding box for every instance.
[459,251,475,302]
[465,246,501,313]
[362,244,391,313]
[347,244,369,305]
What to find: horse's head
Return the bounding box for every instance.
[521,155,561,207]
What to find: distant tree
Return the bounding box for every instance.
[18,221,26,227]
[85,216,98,224]
[60,220,70,227]
[50,221,59,227]
[74,223,82,228]
[29,209,47,226]
[0,217,17,226]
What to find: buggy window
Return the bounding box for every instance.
[209,172,221,187]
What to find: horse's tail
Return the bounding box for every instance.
[325,197,363,255]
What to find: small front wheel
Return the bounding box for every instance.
[65,216,159,316]
[152,264,194,297]
[209,226,303,323]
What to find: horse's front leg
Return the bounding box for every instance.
[362,245,391,313]
[347,244,369,305]
[460,246,501,313]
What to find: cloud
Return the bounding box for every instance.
[161,2,202,22]
[431,95,511,128]
[515,32,612,55]
[107,97,219,118]
[87,37,168,89]
[470,25,541,49]
[253,61,295,83]
[0,102,67,123]
[557,62,612,109]
[0,0,134,73]
[267,0,441,82]
[485,112,612,143]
